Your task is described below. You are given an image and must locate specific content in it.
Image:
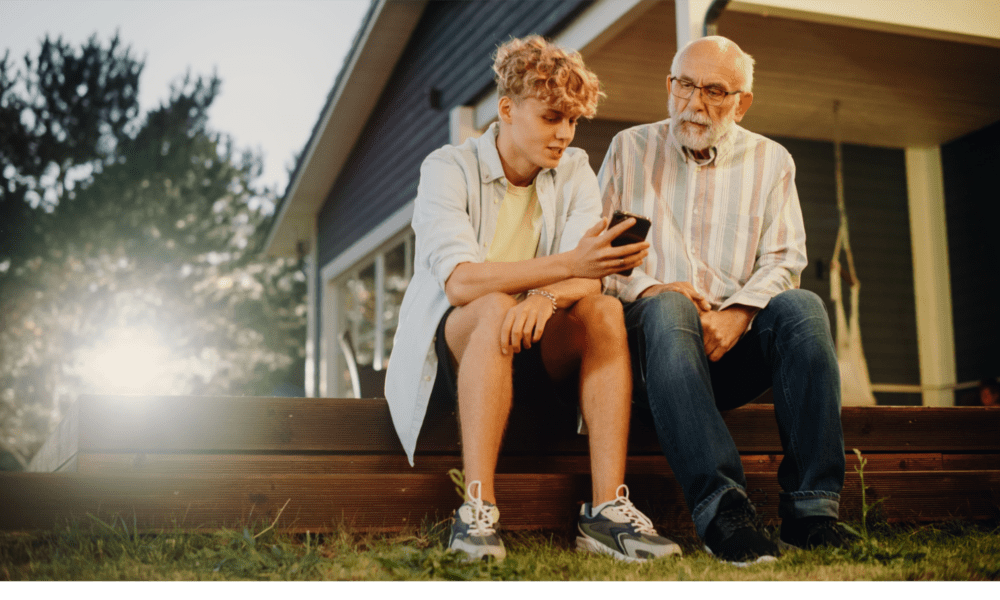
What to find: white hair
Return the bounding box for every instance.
[670,36,755,92]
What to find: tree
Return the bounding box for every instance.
[0,34,306,467]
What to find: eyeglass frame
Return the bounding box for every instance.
[668,76,743,106]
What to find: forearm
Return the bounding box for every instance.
[444,254,574,306]
[534,277,601,309]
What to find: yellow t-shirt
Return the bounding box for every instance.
[486,180,542,263]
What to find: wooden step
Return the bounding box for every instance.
[10,394,998,535]
[3,470,998,534]
[68,452,1000,476]
[28,395,1000,473]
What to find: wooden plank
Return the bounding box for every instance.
[73,395,1000,454]
[944,454,1000,471]
[2,470,997,534]
[74,452,954,476]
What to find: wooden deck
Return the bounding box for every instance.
[1,394,998,534]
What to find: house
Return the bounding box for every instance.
[264,0,1000,407]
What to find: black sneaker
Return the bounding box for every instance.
[780,516,851,550]
[703,490,780,566]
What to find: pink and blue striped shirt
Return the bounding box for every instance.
[599,119,807,309]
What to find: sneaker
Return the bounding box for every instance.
[781,516,851,550]
[703,489,780,566]
[448,480,506,562]
[577,484,682,562]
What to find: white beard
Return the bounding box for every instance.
[668,94,735,151]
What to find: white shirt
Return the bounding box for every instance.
[599,119,807,308]
[384,123,603,464]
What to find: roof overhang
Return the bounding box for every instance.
[264,0,427,258]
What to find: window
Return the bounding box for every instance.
[329,231,413,397]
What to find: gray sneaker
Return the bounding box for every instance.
[577,484,682,562]
[448,480,506,562]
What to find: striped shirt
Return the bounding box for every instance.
[598,119,807,309]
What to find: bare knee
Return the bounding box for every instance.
[571,294,627,343]
[470,292,518,328]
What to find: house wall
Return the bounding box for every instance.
[942,119,1000,403]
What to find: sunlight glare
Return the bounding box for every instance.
[77,327,173,394]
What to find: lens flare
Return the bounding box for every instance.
[75,327,173,394]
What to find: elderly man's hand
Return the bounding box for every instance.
[639,282,712,313]
[701,306,757,361]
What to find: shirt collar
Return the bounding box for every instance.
[477,122,557,184]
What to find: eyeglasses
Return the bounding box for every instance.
[669,77,742,106]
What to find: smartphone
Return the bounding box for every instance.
[609,210,652,275]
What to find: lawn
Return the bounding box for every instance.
[2,514,998,582]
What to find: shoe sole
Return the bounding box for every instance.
[703,545,778,567]
[577,535,681,562]
[448,542,506,563]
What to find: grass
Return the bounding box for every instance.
[2,515,999,581]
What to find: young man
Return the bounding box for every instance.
[385,36,680,562]
[600,36,849,565]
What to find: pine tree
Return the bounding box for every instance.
[0,34,305,468]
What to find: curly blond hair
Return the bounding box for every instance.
[492,35,603,118]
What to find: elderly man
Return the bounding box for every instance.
[599,36,849,565]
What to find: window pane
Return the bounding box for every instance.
[340,263,376,369]
[383,240,411,364]
[353,263,377,366]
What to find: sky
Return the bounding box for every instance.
[0,0,371,196]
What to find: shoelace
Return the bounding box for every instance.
[607,484,657,536]
[465,480,497,537]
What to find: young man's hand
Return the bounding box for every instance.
[499,293,555,355]
[568,218,650,279]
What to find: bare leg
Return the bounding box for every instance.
[444,292,518,504]
[541,294,631,505]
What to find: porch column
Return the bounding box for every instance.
[304,232,318,397]
[675,0,714,49]
[905,146,956,406]
[450,106,477,146]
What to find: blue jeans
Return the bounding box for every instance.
[624,289,844,540]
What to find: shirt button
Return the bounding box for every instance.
[424,376,431,382]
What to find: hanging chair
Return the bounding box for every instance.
[830,101,877,407]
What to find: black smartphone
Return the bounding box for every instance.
[609,210,651,275]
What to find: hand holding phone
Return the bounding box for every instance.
[609,210,652,275]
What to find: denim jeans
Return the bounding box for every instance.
[624,289,845,540]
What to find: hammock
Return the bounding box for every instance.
[830,101,877,406]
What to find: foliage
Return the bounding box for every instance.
[0,34,306,466]
[448,468,467,501]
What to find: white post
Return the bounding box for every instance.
[675,0,714,50]
[905,146,957,406]
[304,232,318,397]
[450,106,478,146]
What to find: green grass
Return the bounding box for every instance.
[2,515,998,581]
